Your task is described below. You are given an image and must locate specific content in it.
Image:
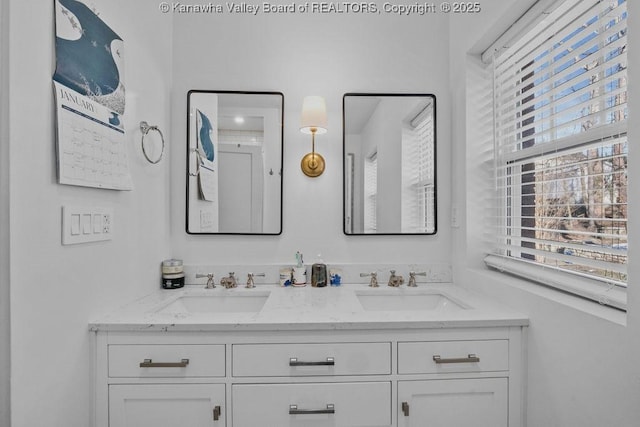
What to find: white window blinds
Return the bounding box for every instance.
[402,104,436,233]
[486,0,628,309]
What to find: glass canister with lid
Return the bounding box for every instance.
[162,259,185,289]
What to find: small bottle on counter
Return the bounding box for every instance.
[161,259,185,289]
[292,251,306,286]
[279,267,293,287]
[311,254,328,287]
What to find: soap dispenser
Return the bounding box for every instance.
[311,254,328,287]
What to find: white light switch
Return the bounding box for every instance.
[200,210,215,230]
[70,214,81,236]
[93,214,102,233]
[62,206,114,245]
[82,214,92,234]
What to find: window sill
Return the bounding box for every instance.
[464,260,627,327]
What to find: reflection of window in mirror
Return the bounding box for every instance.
[343,93,436,235]
[364,151,378,233]
[401,102,435,233]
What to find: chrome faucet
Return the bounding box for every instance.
[388,270,404,287]
[220,272,238,289]
[360,272,379,287]
[196,273,215,289]
[407,271,427,287]
[246,272,265,288]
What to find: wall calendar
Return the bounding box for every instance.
[53,0,132,190]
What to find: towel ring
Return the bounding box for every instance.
[140,121,165,164]
[189,148,200,177]
[189,148,206,176]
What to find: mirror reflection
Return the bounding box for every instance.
[187,91,283,234]
[343,94,436,235]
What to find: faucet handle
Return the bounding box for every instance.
[360,272,379,287]
[407,271,427,287]
[196,273,215,289]
[246,272,265,288]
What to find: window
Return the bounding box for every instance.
[485,0,628,309]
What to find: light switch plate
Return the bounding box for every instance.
[451,205,460,228]
[62,206,114,245]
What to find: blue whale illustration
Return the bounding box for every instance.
[198,110,215,162]
[54,0,122,98]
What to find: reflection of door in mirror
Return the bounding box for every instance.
[217,120,264,233]
[343,94,436,235]
[187,91,283,234]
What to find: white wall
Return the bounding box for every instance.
[450,1,640,425]
[170,1,452,265]
[7,1,173,426]
[1,0,11,424]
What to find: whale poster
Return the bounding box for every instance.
[53,0,132,190]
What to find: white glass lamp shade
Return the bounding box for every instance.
[300,96,328,134]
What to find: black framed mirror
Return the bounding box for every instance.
[343,93,437,235]
[186,91,283,234]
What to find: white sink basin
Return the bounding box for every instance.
[157,292,270,314]
[356,291,468,312]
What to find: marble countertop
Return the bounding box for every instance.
[89,283,529,332]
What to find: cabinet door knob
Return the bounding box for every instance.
[402,401,410,416]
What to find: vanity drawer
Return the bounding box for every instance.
[232,382,391,427]
[398,340,508,374]
[232,342,391,377]
[108,344,225,378]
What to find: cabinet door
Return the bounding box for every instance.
[109,384,225,427]
[398,378,507,427]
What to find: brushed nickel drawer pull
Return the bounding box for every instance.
[289,357,335,366]
[432,354,480,364]
[139,358,190,368]
[289,404,335,415]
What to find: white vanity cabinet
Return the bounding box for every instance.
[109,383,225,427]
[233,382,391,426]
[396,339,512,427]
[95,338,228,427]
[397,378,508,427]
[95,327,525,427]
[231,342,392,426]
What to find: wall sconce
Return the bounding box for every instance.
[300,96,327,177]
